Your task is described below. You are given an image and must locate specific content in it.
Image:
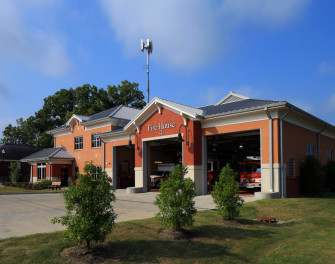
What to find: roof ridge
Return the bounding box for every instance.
[49,146,63,158]
[156,97,199,111]
[108,105,123,118]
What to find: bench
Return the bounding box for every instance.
[48,182,61,190]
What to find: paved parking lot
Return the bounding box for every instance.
[0,190,255,240]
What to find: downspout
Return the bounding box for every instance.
[280,107,293,198]
[102,139,106,171]
[45,159,51,181]
[264,107,274,192]
[317,125,327,161]
[30,162,33,184]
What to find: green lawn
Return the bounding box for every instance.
[0,186,58,193]
[1,194,335,263]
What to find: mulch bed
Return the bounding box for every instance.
[60,243,114,264]
[158,228,194,241]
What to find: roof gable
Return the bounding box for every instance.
[124,97,204,132]
[215,92,250,105]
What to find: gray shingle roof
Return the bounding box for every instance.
[198,99,283,117]
[154,97,203,117]
[21,147,74,162]
[81,106,120,124]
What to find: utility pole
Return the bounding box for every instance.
[141,39,153,104]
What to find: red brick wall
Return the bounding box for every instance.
[54,122,114,175]
[282,121,327,197]
[134,107,202,167]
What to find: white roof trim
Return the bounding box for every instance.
[124,97,204,132]
[65,114,84,127]
[215,91,250,105]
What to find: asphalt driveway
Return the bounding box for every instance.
[0,190,255,240]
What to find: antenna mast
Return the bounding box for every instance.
[141,39,153,104]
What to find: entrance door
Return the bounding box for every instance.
[61,168,68,186]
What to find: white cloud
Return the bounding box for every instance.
[201,87,226,106]
[0,0,72,77]
[290,99,315,114]
[318,61,335,75]
[326,94,335,112]
[100,0,310,70]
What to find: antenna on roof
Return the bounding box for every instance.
[141,39,153,104]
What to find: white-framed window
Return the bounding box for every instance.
[37,163,46,180]
[327,149,334,161]
[307,144,315,156]
[91,133,101,148]
[94,166,102,179]
[74,136,83,150]
[288,159,295,178]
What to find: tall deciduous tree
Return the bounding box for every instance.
[1,80,145,147]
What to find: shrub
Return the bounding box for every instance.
[52,161,116,250]
[154,165,197,231]
[300,155,322,196]
[9,162,21,184]
[32,180,52,190]
[211,163,244,221]
[324,161,335,192]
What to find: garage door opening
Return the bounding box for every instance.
[206,130,261,195]
[116,146,135,189]
[147,138,182,191]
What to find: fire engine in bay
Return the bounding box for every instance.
[239,157,261,190]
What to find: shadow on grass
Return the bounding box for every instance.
[103,239,232,263]
[98,225,279,263]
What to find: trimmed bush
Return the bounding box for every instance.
[300,155,322,196]
[324,161,335,192]
[31,180,52,190]
[154,165,197,231]
[211,163,244,221]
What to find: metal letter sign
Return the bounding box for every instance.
[148,122,176,135]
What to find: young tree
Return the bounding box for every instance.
[154,165,197,231]
[9,162,21,183]
[52,162,116,250]
[211,164,244,221]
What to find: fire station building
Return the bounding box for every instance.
[21,92,335,198]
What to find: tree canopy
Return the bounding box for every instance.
[1,80,145,147]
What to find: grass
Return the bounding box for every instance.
[0,186,58,193]
[1,194,335,263]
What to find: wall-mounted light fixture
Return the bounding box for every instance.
[127,133,140,150]
[176,124,189,146]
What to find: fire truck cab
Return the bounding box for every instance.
[239,158,261,189]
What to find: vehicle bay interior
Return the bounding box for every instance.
[206,130,261,193]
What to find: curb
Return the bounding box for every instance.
[0,191,62,195]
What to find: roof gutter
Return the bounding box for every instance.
[280,106,293,198]
[264,107,274,193]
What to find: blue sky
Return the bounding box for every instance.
[1,0,335,138]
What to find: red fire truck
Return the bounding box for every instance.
[239,159,261,189]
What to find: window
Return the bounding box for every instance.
[288,159,295,178]
[74,136,83,150]
[75,167,79,179]
[37,163,46,180]
[91,133,101,148]
[94,166,102,179]
[306,145,315,156]
[327,149,334,161]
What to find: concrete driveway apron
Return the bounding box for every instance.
[0,190,255,240]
